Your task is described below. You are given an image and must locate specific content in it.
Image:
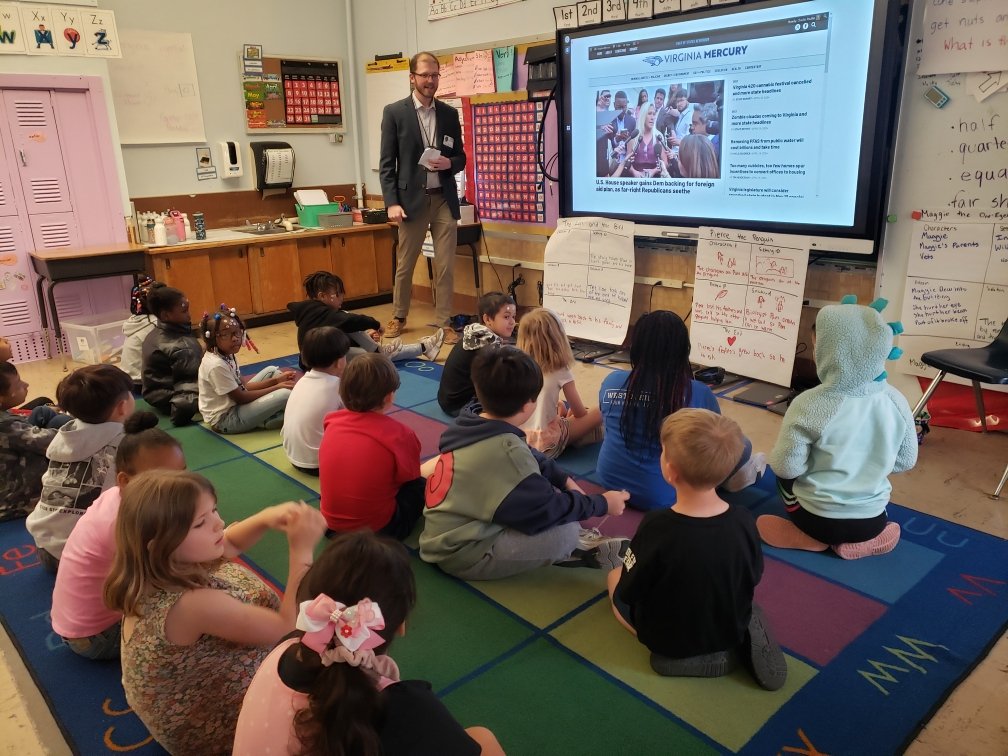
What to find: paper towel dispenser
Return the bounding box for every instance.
[249,141,296,192]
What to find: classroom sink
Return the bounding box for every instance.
[234,225,295,236]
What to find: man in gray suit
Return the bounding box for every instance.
[379,51,466,344]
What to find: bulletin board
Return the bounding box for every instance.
[242,55,343,133]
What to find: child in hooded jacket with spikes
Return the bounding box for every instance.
[757,296,918,560]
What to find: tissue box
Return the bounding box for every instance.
[62,311,130,364]
[296,203,348,228]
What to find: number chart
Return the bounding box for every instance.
[471,99,546,224]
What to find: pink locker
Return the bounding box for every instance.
[2,90,73,216]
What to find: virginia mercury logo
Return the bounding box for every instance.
[643,55,663,67]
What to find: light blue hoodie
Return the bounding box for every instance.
[769,296,918,519]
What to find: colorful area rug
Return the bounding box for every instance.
[1,356,1006,755]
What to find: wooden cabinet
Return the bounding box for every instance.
[297,236,331,283]
[210,247,253,316]
[250,240,301,314]
[150,249,216,321]
[147,227,395,321]
[373,228,395,293]
[332,233,378,298]
[150,245,253,321]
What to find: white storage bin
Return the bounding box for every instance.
[61,311,130,365]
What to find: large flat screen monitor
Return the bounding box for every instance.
[558,0,906,255]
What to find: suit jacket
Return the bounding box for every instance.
[379,95,465,220]
[607,111,637,147]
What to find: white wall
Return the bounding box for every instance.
[103,0,355,198]
[349,0,557,191]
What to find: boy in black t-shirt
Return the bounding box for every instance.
[606,408,787,690]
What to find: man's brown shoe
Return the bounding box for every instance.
[442,327,460,345]
[385,318,406,338]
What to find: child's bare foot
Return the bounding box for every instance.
[832,522,900,560]
[756,515,829,551]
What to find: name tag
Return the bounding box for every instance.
[443,135,454,149]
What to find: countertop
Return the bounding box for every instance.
[145,224,393,255]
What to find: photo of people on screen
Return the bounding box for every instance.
[595,80,723,180]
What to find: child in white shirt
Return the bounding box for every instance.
[282,326,351,474]
[197,306,295,434]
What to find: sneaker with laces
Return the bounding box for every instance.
[420,329,445,362]
[385,318,406,338]
[380,338,403,360]
[554,528,629,570]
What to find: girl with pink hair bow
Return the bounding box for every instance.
[234,530,504,755]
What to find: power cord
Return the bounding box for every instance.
[683,296,694,323]
[536,84,560,183]
[480,232,508,293]
[648,280,662,313]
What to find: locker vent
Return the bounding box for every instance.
[29,178,64,204]
[37,222,72,248]
[0,300,33,329]
[0,226,15,254]
[13,100,48,127]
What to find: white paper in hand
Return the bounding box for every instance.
[419,147,441,170]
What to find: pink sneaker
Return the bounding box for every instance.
[833,522,901,560]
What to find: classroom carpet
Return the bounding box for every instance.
[0,355,1006,755]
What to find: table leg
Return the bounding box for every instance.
[35,275,53,358]
[46,280,68,371]
[468,243,482,299]
[426,256,436,306]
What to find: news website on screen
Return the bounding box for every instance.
[567,0,874,228]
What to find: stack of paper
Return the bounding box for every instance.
[293,189,331,206]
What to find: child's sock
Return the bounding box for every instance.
[756,515,829,551]
[832,522,900,560]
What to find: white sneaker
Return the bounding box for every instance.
[380,338,403,360]
[420,329,445,362]
[723,451,767,492]
[554,528,629,570]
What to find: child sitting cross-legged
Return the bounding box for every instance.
[26,364,136,572]
[121,275,159,390]
[421,346,630,580]
[319,353,425,540]
[141,284,202,426]
[283,326,351,475]
[607,408,787,690]
[50,411,186,660]
[197,305,296,434]
[0,361,71,522]
[289,271,443,367]
[234,530,504,755]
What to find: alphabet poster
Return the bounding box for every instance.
[691,226,810,387]
[542,216,635,345]
[895,212,1008,390]
[0,4,120,58]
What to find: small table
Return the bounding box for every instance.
[30,243,148,367]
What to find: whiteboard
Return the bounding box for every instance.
[879,0,1008,386]
[107,29,206,144]
[365,67,411,171]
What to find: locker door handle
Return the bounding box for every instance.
[18,149,27,167]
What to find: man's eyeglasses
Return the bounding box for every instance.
[413,72,440,80]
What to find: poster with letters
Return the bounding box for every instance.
[690,226,810,387]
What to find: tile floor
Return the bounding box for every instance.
[1,300,1005,755]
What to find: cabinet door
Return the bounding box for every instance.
[0,216,42,336]
[333,233,378,299]
[251,240,301,313]
[297,236,331,283]
[153,252,215,322]
[372,228,395,292]
[2,90,72,215]
[210,247,253,317]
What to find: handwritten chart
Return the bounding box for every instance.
[896,214,1008,390]
[542,217,635,345]
[452,50,495,97]
[691,227,810,387]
